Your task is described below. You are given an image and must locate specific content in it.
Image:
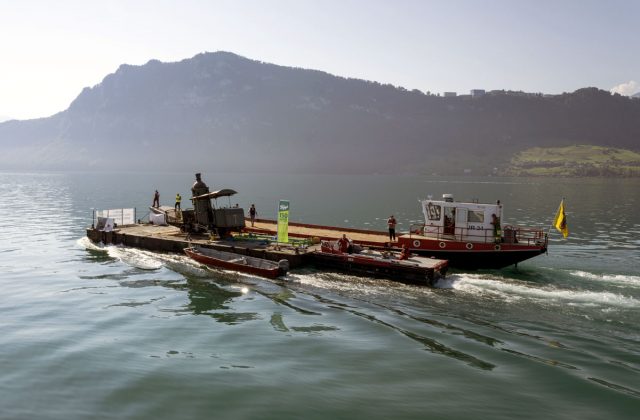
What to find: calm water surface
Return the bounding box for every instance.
[0,172,638,419]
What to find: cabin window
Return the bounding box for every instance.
[467,210,484,223]
[426,203,441,221]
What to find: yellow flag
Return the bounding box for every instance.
[554,200,569,238]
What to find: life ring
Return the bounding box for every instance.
[494,244,501,251]
[413,240,421,248]
[466,243,473,250]
[439,241,446,249]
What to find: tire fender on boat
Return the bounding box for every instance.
[466,243,473,250]
[413,240,421,248]
[494,244,501,251]
[278,259,290,272]
[439,241,446,248]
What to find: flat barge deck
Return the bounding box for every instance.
[86,218,394,269]
[86,224,309,268]
[244,218,393,246]
[86,221,444,285]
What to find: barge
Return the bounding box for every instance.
[87,173,549,284]
[86,173,447,286]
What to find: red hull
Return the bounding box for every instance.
[314,243,448,286]
[184,247,283,279]
[396,236,547,269]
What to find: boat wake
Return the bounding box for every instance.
[78,237,283,282]
[569,270,640,288]
[78,237,164,270]
[288,270,416,297]
[438,273,638,309]
[77,238,638,314]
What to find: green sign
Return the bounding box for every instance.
[277,200,290,243]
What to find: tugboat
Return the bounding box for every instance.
[396,194,548,269]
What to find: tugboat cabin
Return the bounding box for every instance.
[419,194,504,243]
[410,194,544,246]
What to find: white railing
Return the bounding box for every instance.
[408,223,546,246]
[95,208,136,226]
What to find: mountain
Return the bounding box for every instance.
[633,92,640,98]
[2,51,640,175]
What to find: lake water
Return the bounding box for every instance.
[1,171,639,419]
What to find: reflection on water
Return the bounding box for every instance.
[179,277,243,313]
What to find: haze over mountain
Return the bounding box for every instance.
[1,51,639,175]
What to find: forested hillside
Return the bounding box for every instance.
[1,52,639,175]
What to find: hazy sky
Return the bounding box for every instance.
[1,0,639,120]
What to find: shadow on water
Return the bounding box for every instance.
[589,377,640,398]
[77,241,640,395]
[117,267,321,324]
[171,277,243,312]
[82,247,117,264]
[346,306,495,370]
[79,268,152,281]
[296,290,496,370]
[295,274,603,373]
[501,348,578,370]
[162,276,261,324]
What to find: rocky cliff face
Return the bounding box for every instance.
[2,51,640,174]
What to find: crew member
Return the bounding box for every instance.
[399,244,411,260]
[249,204,257,227]
[152,190,160,207]
[337,234,350,253]
[175,193,182,211]
[387,215,397,241]
[491,213,502,243]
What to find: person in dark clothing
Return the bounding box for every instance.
[152,190,160,207]
[399,244,411,260]
[387,215,397,241]
[249,204,257,227]
[491,213,502,243]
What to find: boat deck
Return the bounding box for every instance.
[87,222,448,285]
[151,206,182,223]
[87,223,309,266]
[354,248,447,269]
[245,218,394,246]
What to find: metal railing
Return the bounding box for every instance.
[408,223,546,246]
[93,208,137,227]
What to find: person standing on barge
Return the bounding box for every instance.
[152,190,160,208]
[337,234,352,253]
[249,204,257,227]
[387,215,397,242]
